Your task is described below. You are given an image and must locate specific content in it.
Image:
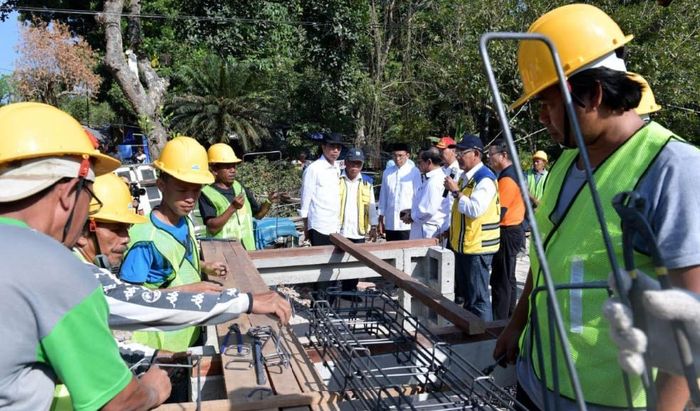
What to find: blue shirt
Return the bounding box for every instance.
[119,214,196,285]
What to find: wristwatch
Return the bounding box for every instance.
[452,190,460,199]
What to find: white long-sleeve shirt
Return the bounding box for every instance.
[339,174,378,240]
[409,167,451,239]
[456,162,498,218]
[299,155,341,235]
[442,159,464,184]
[378,162,421,231]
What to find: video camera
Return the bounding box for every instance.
[129,182,146,200]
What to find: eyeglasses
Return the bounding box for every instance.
[456,149,477,158]
[85,184,104,216]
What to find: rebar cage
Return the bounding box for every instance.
[307,288,527,410]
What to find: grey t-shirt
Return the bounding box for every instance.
[552,140,700,269]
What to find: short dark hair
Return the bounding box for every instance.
[419,147,442,165]
[569,67,643,112]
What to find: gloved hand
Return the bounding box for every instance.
[602,269,700,376]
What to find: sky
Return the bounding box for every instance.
[0,11,20,75]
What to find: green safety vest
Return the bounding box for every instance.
[526,169,548,202]
[338,176,373,235]
[449,166,501,254]
[201,182,256,250]
[525,122,676,407]
[126,213,202,352]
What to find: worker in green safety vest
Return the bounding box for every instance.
[198,143,278,250]
[524,150,548,208]
[492,4,700,410]
[120,136,229,352]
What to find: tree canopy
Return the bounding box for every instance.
[1,0,697,162]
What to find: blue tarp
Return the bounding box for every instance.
[254,217,299,250]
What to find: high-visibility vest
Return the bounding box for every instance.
[525,122,677,407]
[526,169,548,202]
[449,166,500,254]
[338,176,373,235]
[201,182,256,250]
[126,213,202,352]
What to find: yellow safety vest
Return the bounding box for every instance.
[525,122,676,407]
[201,182,256,250]
[126,213,202,352]
[449,166,500,254]
[338,176,373,235]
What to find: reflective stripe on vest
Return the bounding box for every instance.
[525,122,675,407]
[338,177,372,235]
[449,166,501,254]
[201,183,256,250]
[126,212,202,351]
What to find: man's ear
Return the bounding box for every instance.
[588,81,604,111]
[55,178,79,211]
[75,232,89,248]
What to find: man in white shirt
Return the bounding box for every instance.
[443,135,500,321]
[435,136,463,183]
[378,143,421,241]
[300,132,343,246]
[402,147,451,240]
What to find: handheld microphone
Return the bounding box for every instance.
[442,171,456,198]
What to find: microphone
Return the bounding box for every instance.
[443,171,456,198]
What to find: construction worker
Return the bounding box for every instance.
[120,136,229,352]
[0,102,170,409]
[378,143,422,241]
[524,150,548,208]
[487,139,525,321]
[492,4,700,410]
[443,135,500,321]
[198,143,276,250]
[630,72,662,122]
[76,173,291,331]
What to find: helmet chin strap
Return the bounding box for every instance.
[61,155,92,245]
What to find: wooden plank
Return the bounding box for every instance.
[248,238,438,261]
[329,233,485,334]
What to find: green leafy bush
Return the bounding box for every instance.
[236,157,302,217]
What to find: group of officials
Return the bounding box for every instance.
[299,129,550,322]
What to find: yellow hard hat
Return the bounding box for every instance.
[628,72,662,116]
[90,173,147,225]
[207,143,242,164]
[512,4,634,109]
[0,102,120,175]
[152,136,214,185]
[533,150,548,162]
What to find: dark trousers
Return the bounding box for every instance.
[341,237,364,291]
[308,229,332,246]
[454,252,494,321]
[385,229,410,242]
[491,224,525,320]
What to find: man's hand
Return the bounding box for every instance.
[231,193,245,210]
[268,191,280,203]
[251,291,293,324]
[202,261,228,278]
[493,322,522,366]
[399,209,412,224]
[444,175,459,193]
[172,281,224,294]
[602,270,700,376]
[377,216,385,237]
[368,226,378,242]
[139,366,171,406]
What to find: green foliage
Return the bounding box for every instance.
[235,157,302,217]
[164,55,279,151]
[58,95,116,126]
[0,74,16,105]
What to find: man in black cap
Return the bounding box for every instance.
[299,132,344,245]
[443,134,501,321]
[378,143,421,241]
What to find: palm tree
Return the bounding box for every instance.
[165,56,276,151]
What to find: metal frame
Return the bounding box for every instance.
[307,289,527,410]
